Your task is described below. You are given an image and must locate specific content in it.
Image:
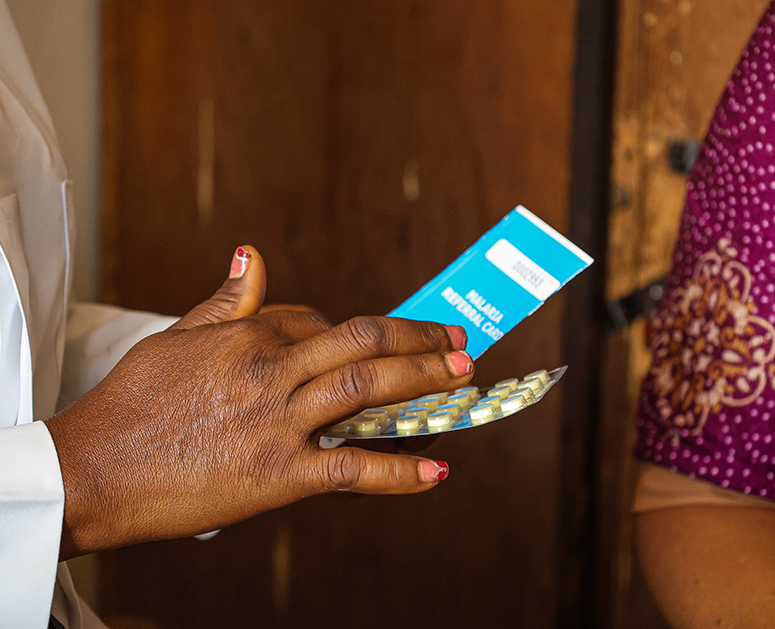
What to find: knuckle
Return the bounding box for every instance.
[420,321,448,348]
[303,310,333,333]
[411,353,438,384]
[346,316,393,355]
[289,310,331,337]
[337,361,376,406]
[248,352,276,382]
[324,448,363,490]
[200,290,242,323]
[222,320,280,379]
[257,311,295,341]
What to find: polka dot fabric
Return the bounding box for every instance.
[636,3,775,499]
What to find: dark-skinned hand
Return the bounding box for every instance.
[46,246,473,560]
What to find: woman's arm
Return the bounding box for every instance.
[637,506,775,628]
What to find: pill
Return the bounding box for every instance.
[404,406,430,421]
[501,394,528,414]
[488,386,512,400]
[433,392,449,404]
[495,378,519,393]
[363,408,391,429]
[478,395,502,411]
[353,415,381,434]
[416,396,442,412]
[382,404,403,419]
[330,420,350,433]
[427,411,454,431]
[456,386,480,403]
[513,385,535,404]
[521,378,544,395]
[524,369,550,386]
[437,403,462,420]
[395,414,422,434]
[469,403,495,424]
[448,393,473,409]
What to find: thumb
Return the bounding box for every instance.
[313,447,450,495]
[173,245,267,331]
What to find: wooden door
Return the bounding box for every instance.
[599,0,772,627]
[100,1,583,628]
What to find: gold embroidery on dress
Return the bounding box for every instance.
[649,239,775,444]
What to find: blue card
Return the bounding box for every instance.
[388,206,593,358]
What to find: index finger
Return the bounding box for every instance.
[288,316,467,381]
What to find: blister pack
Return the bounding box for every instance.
[322,367,566,440]
[322,205,591,442]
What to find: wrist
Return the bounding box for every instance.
[45,402,124,560]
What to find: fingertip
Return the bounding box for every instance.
[229,246,252,279]
[226,245,267,317]
[419,459,450,484]
[444,351,474,378]
[229,245,265,281]
[444,325,468,351]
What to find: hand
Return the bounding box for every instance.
[46,246,473,560]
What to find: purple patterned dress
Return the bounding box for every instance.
[636,1,775,499]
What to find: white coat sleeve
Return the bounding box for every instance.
[0,303,176,628]
[0,421,64,629]
[57,302,179,408]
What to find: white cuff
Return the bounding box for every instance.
[0,421,64,628]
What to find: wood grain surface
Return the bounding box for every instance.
[101,1,579,628]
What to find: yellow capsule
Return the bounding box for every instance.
[416,396,442,413]
[362,408,391,429]
[381,404,403,420]
[353,415,380,434]
[478,395,502,412]
[437,403,462,420]
[448,393,472,409]
[501,394,528,414]
[469,403,495,425]
[495,378,519,393]
[395,414,422,435]
[524,369,550,386]
[513,385,535,404]
[521,378,544,395]
[404,406,429,422]
[427,411,454,431]
[456,386,480,403]
[488,386,512,400]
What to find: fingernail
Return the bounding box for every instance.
[229,246,251,279]
[445,325,468,350]
[445,351,473,377]
[420,460,450,483]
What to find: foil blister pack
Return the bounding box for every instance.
[322,366,566,440]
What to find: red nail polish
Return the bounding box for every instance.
[420,460,450,483]
[445,351,473,377]
[434,460,449,482]
[229,246,251,279]
[445,325,468,350]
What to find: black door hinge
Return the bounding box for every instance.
[668,139,701,175]
[607,276,667,330]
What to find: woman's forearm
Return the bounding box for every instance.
[637,506,775,628]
